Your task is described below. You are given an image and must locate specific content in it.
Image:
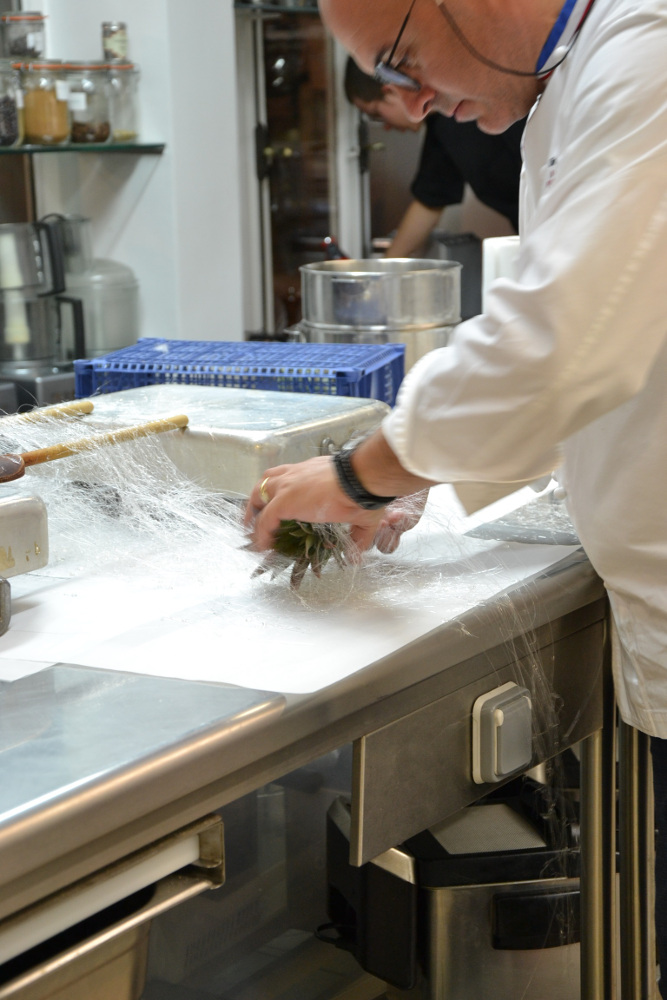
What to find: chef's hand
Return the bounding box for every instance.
[374,490,430,553]
[244,455,386,554]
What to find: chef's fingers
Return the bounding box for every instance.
[244,458,334,548]
[243,471,283,527]
[374,521,402,553]
[349,519,384,555]
[373,490,430,553]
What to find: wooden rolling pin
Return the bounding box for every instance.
[14,400,95,422]
[0,414,189,484]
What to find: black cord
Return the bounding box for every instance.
[435,0,573,78]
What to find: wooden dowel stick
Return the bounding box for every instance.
[15,400,95,422]
[20,414,189,468]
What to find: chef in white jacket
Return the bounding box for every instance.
[245,0,667,985]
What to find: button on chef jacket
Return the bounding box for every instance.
[382,0,667,737]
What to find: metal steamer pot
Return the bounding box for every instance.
[297,259,461,372]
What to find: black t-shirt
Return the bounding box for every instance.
[410,114,525,232]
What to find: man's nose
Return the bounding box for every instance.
[396,83,435,122]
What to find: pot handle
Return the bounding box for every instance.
[36,216,67,297]
[56,294,86,360]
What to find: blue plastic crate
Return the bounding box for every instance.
[74,339,405,406]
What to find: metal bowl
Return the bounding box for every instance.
[299,258,461,331]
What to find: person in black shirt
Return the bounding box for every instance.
[345,57,524,257]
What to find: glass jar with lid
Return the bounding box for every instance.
[0,58,23,146]
[65,61,111,143]
[0,12,45,61]
[102,21,128,62]
[19,60,70,145]
[108,62,139,142]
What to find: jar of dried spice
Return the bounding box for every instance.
[65,61,111,144]
[19,60,70,145]
[0,58,23,146]
[0,12,45,61]
[108,62,139,142]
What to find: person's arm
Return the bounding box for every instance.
[244,428,435,554]
[385,199,445,258]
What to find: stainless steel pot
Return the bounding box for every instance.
[293,321,457,374]
[299,259,461,331]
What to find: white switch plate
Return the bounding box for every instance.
[472,681,533,784]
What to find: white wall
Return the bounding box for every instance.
[35,0,245,342]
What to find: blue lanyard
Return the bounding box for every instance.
[535,0,579,72]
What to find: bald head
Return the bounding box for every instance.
[320,0,419,77]
[318,0,548,134]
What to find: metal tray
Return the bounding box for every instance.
[81,384,390,496]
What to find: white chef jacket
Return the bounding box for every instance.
[382,0,667,736]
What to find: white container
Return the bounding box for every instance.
[481,236,520,311]
[64,258,139,359]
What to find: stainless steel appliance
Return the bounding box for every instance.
[295,258,461,372]
[325,789,581,999]
[52,214,140,359]
[0,218,84,408]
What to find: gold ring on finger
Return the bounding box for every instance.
[259,477,271,505]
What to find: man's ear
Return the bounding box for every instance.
[382,84,402,103]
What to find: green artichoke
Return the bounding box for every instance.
[254,519,348,590]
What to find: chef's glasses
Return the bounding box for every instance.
[374,0,421,92]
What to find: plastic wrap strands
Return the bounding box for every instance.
[12,400,94,422]
[0,414,189,483]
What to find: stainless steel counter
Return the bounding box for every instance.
[0,389,627,999]
[0,549,608,925]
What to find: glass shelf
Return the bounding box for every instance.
[0,142,165,155]
[234,2,318,13]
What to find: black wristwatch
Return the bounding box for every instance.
[332,443,397,511]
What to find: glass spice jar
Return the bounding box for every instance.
[0,12,45,61]
[19,60,70,145]
[102,21,127,62]
[65,61,111,143]
[108,62,139,142]
[0,58,23,147]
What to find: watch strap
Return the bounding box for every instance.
[333,446,397,511]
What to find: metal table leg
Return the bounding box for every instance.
[618,720,657,1000]
[580,664,618,999]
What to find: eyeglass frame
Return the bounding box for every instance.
[374,0,421,92]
